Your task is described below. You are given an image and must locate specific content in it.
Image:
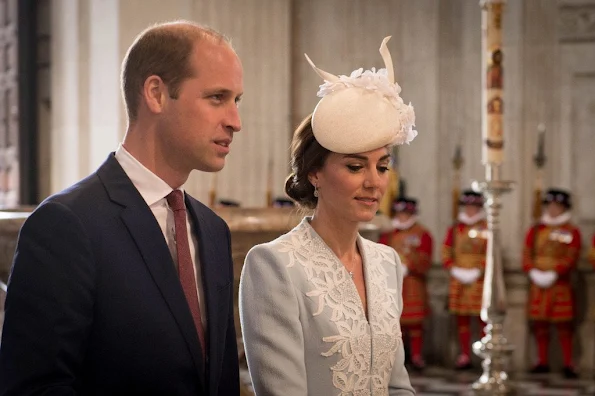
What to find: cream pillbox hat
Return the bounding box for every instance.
[304,37,417,154]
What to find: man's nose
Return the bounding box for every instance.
[225,104,242,133]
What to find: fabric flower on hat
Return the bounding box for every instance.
[304,36,417,154]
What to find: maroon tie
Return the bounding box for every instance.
[166,190,207,359]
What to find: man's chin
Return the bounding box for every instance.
[196,160,225,173]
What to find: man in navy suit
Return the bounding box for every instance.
[0,21,243,395]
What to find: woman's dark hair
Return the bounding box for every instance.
[284,114,331,209]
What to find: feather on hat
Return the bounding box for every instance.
[304,37,417,154]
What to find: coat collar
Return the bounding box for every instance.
[292,217,399,324]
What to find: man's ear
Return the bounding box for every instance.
[143,75,168,115]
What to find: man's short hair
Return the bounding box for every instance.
[121,21,230,121]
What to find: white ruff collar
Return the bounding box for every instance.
[458,210,486,225]
[541,211,571,226]
[391,215,418,230]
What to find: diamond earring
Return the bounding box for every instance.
[313,185,319,198]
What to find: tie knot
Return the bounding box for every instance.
[166,189,185,211]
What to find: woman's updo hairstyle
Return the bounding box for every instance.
[284,114,331,209]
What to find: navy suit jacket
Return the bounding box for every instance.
[0,154,239,395]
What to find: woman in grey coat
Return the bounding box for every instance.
[239,37,417,396]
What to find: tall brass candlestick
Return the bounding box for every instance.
[472,0,515,394]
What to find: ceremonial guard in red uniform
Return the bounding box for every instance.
[442,190,488,370]
[523,188,581,378]
[379,197,433,371]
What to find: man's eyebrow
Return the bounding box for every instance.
[203,88,233,95]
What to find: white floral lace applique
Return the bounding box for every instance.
[278,219,403,395]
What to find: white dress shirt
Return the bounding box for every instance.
[115,144,206,326]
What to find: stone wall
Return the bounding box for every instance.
[40,0,595,277]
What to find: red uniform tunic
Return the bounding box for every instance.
[442,221,488,315]
[379,223,433,325]
[522,223,581,322]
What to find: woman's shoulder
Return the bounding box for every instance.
[246,218,312,260]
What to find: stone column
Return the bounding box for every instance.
[88,0,120,171]
[50,0,122,193]
[50,0,83,193]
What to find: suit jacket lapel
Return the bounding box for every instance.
[97,154,207,385]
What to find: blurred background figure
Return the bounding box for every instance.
[379,197,433,371]
[442,190,488,370]
[522,188,581,378]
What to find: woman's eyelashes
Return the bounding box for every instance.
[347,164,363,172]
[345,164,390,173]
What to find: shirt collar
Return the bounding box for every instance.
[114,144,180,206]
